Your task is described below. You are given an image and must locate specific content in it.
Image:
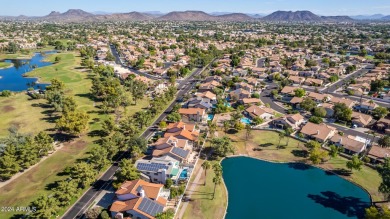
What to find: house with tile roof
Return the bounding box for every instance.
[178,108,207,123]
[245,105,275,120]
[300,122,337,143]
[110,179,170,219]
[272,114,305,130]
[351,111,373,127]
[329,134,367,155]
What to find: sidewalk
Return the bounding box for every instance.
[176,164,204,219]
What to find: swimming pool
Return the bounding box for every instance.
[179,169,188,179]
[207,114,214,121]
[241,117,252,124]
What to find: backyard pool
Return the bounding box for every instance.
[179,169,188,179]
[240,117,252,124]
[222,157,371,219]
[207,114,214,121]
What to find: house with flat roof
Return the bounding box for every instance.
[135,158,181,184]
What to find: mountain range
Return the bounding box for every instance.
[0,9,389,23]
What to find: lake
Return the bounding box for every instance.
[222,157,371,219]
[0,51,56,92]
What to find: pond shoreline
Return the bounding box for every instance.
[220,155,374,219]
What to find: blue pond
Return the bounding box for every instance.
[0,51,56,92]
[222,157,371,219]
[241,117,252,124]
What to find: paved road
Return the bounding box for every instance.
[323,67,370,93]
[62,63,207,219]
[109,44,161,80]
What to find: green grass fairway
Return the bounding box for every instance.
[183,159,227,219]
[0,51,150,218]
[0,140,89,219]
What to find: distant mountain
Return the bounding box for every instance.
[95,12,153,21]
[351,14,385,20]
[321,16,354,22]
[41,9,94,22]
[247,13,267,18]
[157,11,216,21]
[217,13,254,21]
[262,10,354,22]
[262,10,322,22]
[382,15,390,21]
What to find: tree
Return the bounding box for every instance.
[85,207,102,219]
[223,120,230,133]
[211,137,234,157]
[155,209,175,219]
[378,136,390,148]
[70,162,97,189]
[213,163,223,176]
[309,116,323,124]
[113,159,140,188]
[125,79,148,105]
[309,147,329,164]
[56,110,90,136]
[53,180,79,207]
[285,128,293,146]
[101,117,116,136]
[34,131,54,156]
[313,107,327,118]
[208,122,217,138]
[373,107,389,119]
[0,154,21,180]
[294,88,306,97]
[346,155,363,172]
[212,174,222,199]
[277,131,285,149]
[54,56,62,63]
[333,103,352,122]
[0,90,12,97]
[245,124,252,140]
[165,178,173,189]
[31,195,59,219]
[201,161,211,185]
[305,140,321,150]
[300,98,316,112]
[166,112,181,122]
[159,121,168,130]
[378,158,390,200]
[252,116,264,126]
[329,145,343,158]
[365,206,390,219]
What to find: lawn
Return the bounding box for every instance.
[0,94,52,137]
[0,139,89,219]
[0,51,150,218]
[219,129,382,201]
[182,159,227,219]
[0,62,12,68]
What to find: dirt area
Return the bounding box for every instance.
[2,105,15,113]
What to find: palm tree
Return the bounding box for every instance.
[208,122,217,138]
[201,161,211,186]
[212,174,222,199]
[278,131,285,149]
[245,124,252,140]
[223,120,230,134]
[212,163,223,176]
[285,128,293,147]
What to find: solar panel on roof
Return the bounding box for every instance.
[172,147,189,158]
[138,198,164,216]
[136,162,169,172]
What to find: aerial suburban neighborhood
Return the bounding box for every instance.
[0,1,390,219]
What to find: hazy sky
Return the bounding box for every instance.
[1,0,389,16]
